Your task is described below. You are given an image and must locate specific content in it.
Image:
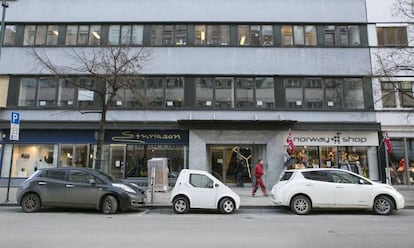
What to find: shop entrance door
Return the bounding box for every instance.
[209,145,252,184]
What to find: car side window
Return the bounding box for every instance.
[43,170,66,181]
[69,170,95,183]
[330,171,360,184]
[189,174,214,188]
[302,171,332,182]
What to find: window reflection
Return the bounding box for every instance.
[4,25,17,46]
[236,78,254,108]
[195,78,214,108]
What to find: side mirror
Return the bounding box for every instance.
[214,183,220,188]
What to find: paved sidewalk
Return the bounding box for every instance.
[1,185,414,208]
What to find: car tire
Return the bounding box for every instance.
[102,195,118,214]
[172,196,189,214]
[290,195,311,215]
[219,197,235,214]
[373,195,394,215]
[21,193,41,213]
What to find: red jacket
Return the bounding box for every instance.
[254,163,264,177]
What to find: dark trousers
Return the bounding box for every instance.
[252,176,267,195]
[236,172,244,187]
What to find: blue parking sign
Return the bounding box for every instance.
[11,112,20,124]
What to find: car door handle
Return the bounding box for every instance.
[66,184,74,188]
[305,184,314,187]
[38,182,47,185]
[336,186,344,189]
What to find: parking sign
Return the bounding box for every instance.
[11,112,20,125]
[10,112,20,141]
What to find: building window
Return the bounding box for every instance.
[38,78,58,107]
[325,78,343,108]
[194,25,230,46]
[255,77,274,108]
[238,25,271,46]
[195,77,214,108]
[147,78,164,108]
[324,25,360,46]
[381,81,414,108]
[304,78,323,109]
[343,78,364,109]
[165,77,184,108]
[377,26,408,46]
[65,25,101,46]
[109,25,143,45]
[235,78,254,108]
[57,79,76,107]
[282,25,317,46]
[18,78,37,107]
[285,78,304,108]
[150,25,187,46]
[3,25,16,46]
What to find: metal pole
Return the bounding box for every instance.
[0,0,9,59]
[5,141,14,203]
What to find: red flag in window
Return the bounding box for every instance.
[287,129,295,154]
[383,132,392,154]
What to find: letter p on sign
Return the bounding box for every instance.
[11,112,20,125]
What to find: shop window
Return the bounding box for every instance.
[195,77,214,108]
[289,146,319,169]
[377,26,408,46]
[60,144,90,168]
[0,144,58,178]
[338,147,368,177]
[235,78,254,108]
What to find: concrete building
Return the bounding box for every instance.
[0,0,384,189]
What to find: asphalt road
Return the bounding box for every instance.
[1,206,413,248]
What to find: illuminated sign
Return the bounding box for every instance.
[107,130,189,145]
[286,131,379,146]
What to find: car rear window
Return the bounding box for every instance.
[280,171,294,181]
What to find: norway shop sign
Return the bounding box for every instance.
[290,131,379,146]
[106,130,189,145]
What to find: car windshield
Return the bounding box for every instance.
[280,171,294,181]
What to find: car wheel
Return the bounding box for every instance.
[290,195,311,215]
[219,198,235,214]
[21,193,41,213]
[102,195,118,214]
[172,196,189,214]
[373,195,394,215]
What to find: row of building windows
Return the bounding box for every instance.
[381,81,414,108]
[8,76,372,110]
[3,24,407,47]
[2,23,365,47]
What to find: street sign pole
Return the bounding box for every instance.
[5,112,19,203]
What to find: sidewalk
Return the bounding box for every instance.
[1,185,414,208]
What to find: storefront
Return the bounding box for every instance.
[0,129,189,186]
[286,131,380,180]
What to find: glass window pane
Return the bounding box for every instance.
[77,78,95,107]
[281,26,293,46]
[294,25,304,45]
[89,25,101,46]
[58,79,76,107]
[131,25,144,45]
[215,78,233,108]
[381,82,396,108]
[305,25,317,46]
[195,77,214,107]
[194,25,206,46]
[18,78,37,106]
[238,25,249,46]
[348,25,360,46]
[4,25,17,46]
[108,25,121,45]
[35,25,47,45]
[262,25,273,46]
[285,79,303,108]
[66,25,78,45]
[175,25,187,46]
[151,25,163,46]
[250,25,261,46]
[399,82,414,108]
[23,25,36,46]
[236,78,254,108]
[165,77,184,108]
[377,27,384,46]
[344,78,364,109]
[324,25,335,46]
[255,77,274,109]
[338,26,348,46]
[304,78,323,109]
[38,78,58,107]
[120,25,132,45]
[46,25,59,46]
[147,78,164,108]
[396,27,408,46]
[78,25,89,45]
[325,78,343,108]
[124,78,145,108]
[163,25,174,46]
[218,25,230,46]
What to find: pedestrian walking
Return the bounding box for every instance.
[252,159,268,197]
[235,158,244,187]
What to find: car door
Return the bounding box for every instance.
[300,171,336,207]
[64,169,100,207]
[37,170,67,206]
[330,170,372,208]
[185,173,217,209]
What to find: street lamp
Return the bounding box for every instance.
[0,0,9,58]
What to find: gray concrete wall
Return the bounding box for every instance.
[6,0,366,23]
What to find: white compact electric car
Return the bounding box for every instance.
[170,169,240,214]
[271,168,405,215]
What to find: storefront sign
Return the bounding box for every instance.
[108,130,189,145]
[288,131,379,146]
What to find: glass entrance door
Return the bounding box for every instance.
[210,145,252,184]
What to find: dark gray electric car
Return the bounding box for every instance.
[16,167,146,214]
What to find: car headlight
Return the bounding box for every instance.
[113,183,136,194]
